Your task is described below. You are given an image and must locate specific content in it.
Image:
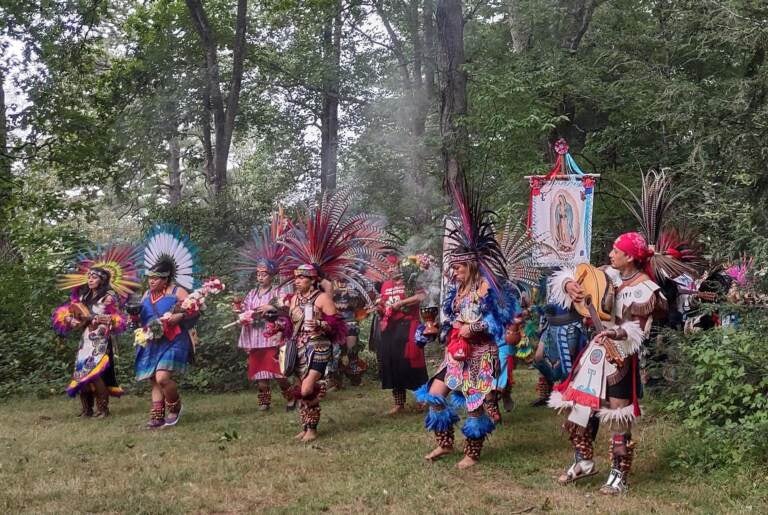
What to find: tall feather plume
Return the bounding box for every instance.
[444,175,508,295]
[619,169,697,280]
[236,212,292,278]
[498,215,557,289]
[57,244,142,299]
[142,224,200,290]
[279,188,390,302]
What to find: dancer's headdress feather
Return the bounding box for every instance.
[279,188,390,300]
[142,224,200,290]
[57,245,142,299]
[444,176,508,293]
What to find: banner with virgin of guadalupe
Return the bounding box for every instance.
[527,139,597,267]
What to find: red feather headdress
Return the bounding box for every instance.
[279,189,390,300]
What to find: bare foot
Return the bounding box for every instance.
[301,429,318,442]
[258,404,270,411]
[294,430,306,440]
[456,455,478,469]
[424,446,453,461]
[386,405,404,416]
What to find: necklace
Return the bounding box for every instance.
[296,288,316,305]
[150,290,164,303]
[620,270,640,282]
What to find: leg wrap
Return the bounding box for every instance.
[148,400,165,427]
[536,376,553,400]
[95,394,110,417]
[392,388,406,408]
[483,396,501,424]
[415,385,460,433]
[305,405,321,430]
[166,397,181,415]
[435,427,455,449]
[461,411,495,440]
[610,433,635,475]
[79,391,94,417]
[257,388,272,407]
[279,383,294,402]
[566,421,596,461]
[463,438,484,460]
[298,404,308,430]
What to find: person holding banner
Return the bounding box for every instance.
[547,231,667,495]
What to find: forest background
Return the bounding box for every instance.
[2,0,768,484]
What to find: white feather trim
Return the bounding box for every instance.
[547,390,574,411]
[548,267,576,309]
[597,405,638,427]
[618,320,644,357]
[604,266,623,287]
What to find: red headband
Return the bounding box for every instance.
[614,232,651,262]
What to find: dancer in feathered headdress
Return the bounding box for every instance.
[134,224,207,429]
[232,212,296,411]
[547,170,673,495]
[279,188,389,442]
[52,245,141,417]
[415,176,518,470]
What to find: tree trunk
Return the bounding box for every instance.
[200,80,215,185]
[186,0,248,195]
[559,0,603,52]
[167,137,182,206]
[507,0,530,54]
[320,0,342,195]
[0,68,10,209]
[423,0,437,101]
[436,0,468,186]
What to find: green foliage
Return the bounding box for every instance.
[661,307,768,471]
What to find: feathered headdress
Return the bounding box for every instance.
[444,176,508,293]
[237,211,292,278]
[142,224,200,290]
[57,244,142,299]
[619,169,699,281]
[725,255,754,288]
[279,188,390,300]
[498,216,554,290]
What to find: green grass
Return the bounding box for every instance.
[1,368,766,514]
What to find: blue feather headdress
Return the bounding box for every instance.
[142,224,200,290]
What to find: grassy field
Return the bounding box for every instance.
[1,368,765,514]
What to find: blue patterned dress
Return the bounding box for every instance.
[135,287,193,381]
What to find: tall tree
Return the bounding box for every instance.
[436,0,467,185]
[186,0,248,195]
[320,0,342,194]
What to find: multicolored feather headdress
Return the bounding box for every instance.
[57,245,142,299]
[237,211,292,278]
[619,169,700,280]
[498,216,555,290]
[444,176,508,293]
[279,188,390,300]
[142,224,200,290]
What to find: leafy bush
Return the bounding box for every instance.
[660,306,768,471]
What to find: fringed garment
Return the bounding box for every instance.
[53,290,127,397]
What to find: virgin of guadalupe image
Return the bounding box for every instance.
[553,193,578,252]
